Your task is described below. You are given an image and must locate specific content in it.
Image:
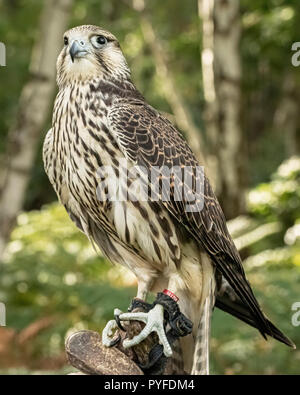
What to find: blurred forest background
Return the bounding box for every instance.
[0,0,300,375]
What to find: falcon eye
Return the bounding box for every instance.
[91,35,107,48]
[96,36,107,45]
[64,37,68,45]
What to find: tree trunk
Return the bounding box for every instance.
[0,0,74,259]
[273,71,300,156]
[131,0,208,170]
[199,0,246,219]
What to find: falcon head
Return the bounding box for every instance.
[57,25,130,87]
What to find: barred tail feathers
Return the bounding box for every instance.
[191,279,215,375]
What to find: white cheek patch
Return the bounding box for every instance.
[65,56,103,79]
[108,49,124,65]
[105,48,128,73]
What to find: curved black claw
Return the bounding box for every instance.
[114,309,126,332]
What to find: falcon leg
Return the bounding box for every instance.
[119,303,173,357]
[136,278,150,300]
[116,279,173,357]
[116,290,193,358]
[102,277,154,348]
[102,281,193,360]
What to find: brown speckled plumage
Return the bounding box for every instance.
[43,25,294,374]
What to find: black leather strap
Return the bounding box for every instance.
[131,293,193,374]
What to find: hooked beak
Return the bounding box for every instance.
[69,40,89,62]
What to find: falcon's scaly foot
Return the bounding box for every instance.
[102,304,172,357]
[118,304,172,357]
[102,308,123,347]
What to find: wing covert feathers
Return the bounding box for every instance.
[108,99,295,348]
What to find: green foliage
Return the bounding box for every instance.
[0,0,42,148]
[248,157,300,226]
[1,203,135,360]
[246,157,300,259]
[211,157,300,374]
[2,0,299,211]
[1,157,300,373]
[1,0,300,375]
[211,262,300,374]
[241,0,300,185]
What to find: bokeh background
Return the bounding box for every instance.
[0,0,300,374]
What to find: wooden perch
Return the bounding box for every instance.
[66,306,159,375]
[65,305,184,375]
[66,330,144,375]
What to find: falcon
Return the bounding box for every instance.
[43,25,294,374]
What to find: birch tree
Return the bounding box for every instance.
[273,71,299,157]
[0,0,74,259]
[199,0,245,218]
[131,0,208,169]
